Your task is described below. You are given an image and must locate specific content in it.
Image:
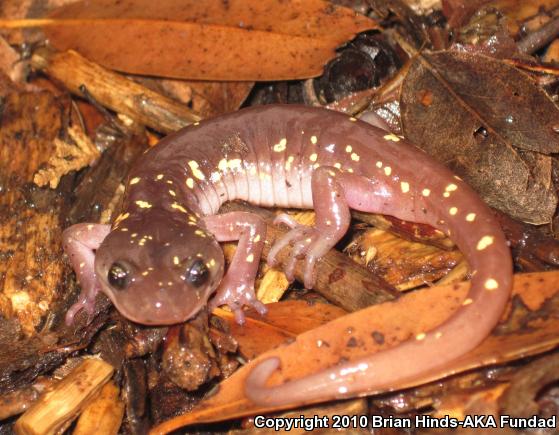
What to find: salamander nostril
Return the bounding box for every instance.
[108,262,130,290]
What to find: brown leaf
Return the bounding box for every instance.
[43,0,377,81]
[152,271,559,433]
[214,301,347,360]
[401,50,559,224]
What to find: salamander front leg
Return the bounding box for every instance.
[62,223,111,325]
[268,167,351,288]
[203,212,267,324]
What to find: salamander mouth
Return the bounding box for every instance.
[101,283,206,325]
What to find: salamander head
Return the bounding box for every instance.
[95,209,224,325]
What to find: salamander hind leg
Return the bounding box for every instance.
[203,212,267,324]
[268,167,351,289]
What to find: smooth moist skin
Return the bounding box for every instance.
[63,104,512,406]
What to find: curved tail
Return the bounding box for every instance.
[244,175,512,406]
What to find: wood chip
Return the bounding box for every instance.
[73,381,124,435]
[14,358,114,435]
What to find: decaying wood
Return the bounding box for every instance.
[162,309,222,391]
[352,211,455,250]
[220,202,399,312]
[33,124,101,189]
[346,227,464,290]
[14,358,114,435]
[30,48,200,133]
[0,90,70,334]
[73,381,124,435]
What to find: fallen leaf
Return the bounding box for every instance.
[214,301,347,360]
[42,0,377,81]
[152,271,559,434]
[401,50,559,224]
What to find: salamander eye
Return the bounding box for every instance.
[184,258,209,287]
[108,262,130,290]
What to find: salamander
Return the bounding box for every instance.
[63,104,512,405]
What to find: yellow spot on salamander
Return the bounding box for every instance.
[253,235,261,243]
[273,138,287,152]
[186,178,194,189]
[120,228,128,232]
[376,161,382,168]
[285,155,294,171]
[142,271,149,276]
[435,332,443,339]
[310,136,318,144]
[228,159,242,170]
[169,190,176,197]
[193,122,200,126]
[400,182,410,193]
[246,253,254,263]
[466,213,476,222]
[173,256,179,265]
[349,117,357,122]
[443,192,450,198]
[129,177,141,185]
[345,145,352,153]
[136,200,152,209]
[384,166,392,176]
[156,174,164,180]
[476,236,494,251]
[384,133,400,142]
[462,298,473,306]
[351,152,360,161]
[218,158,228,171]
[194,229,206,237]
[449,207,458,215]
[309,153,318,162]
[188,161,205,180]
[334,162,342,169]
[484,279,499,290]
[415,332,426,341]
[446,183,458,192]
[171,202,188,213]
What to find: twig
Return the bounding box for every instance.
[518,14,559,55]
[220,201,399,313]
[31,48,200,133]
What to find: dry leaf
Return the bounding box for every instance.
[214,301,347,360]
[153,271,559,433]
[43,0,377,81]
[401,50,559,224]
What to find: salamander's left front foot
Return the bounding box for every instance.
[209,276,267,324]
[203,211,268,324]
